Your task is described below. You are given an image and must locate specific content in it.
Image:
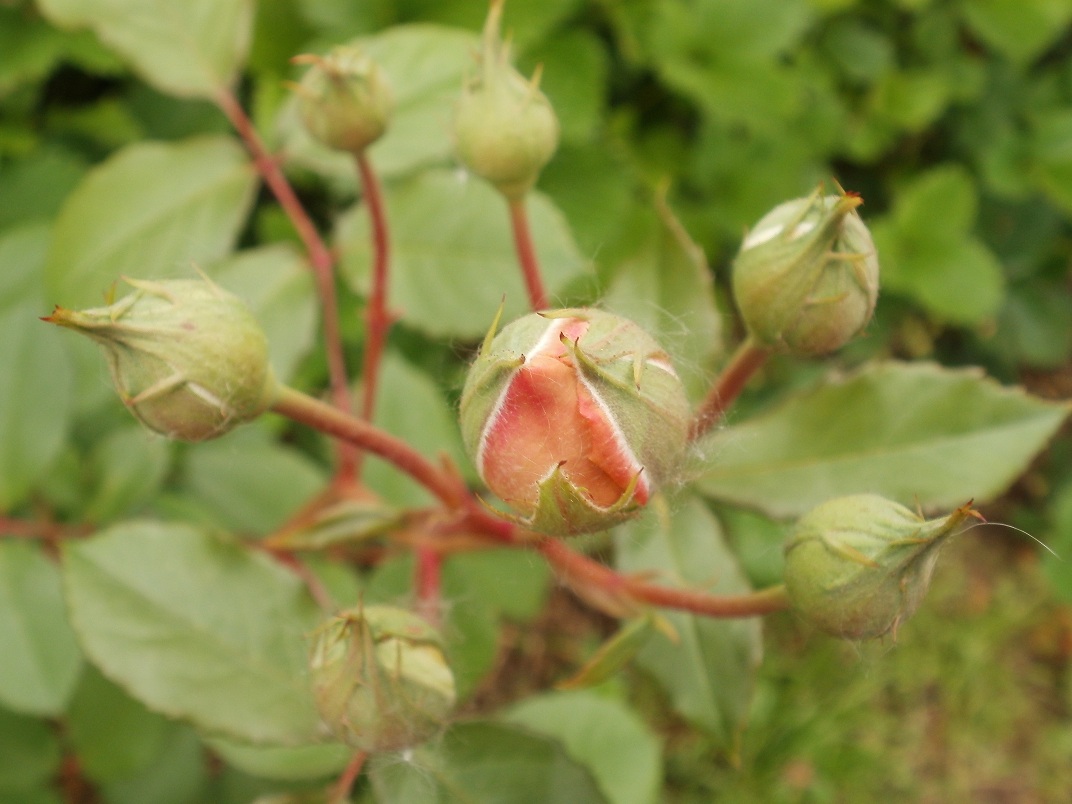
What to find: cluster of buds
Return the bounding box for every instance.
[460,308,691,536]
[44,277,277,442]
[783,494,978,640]
[732,186,879,356]
[451,0,559,199]
[293,45,393,153]
[308,605,456,753]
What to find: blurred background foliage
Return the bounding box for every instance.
[2,0,1072,800]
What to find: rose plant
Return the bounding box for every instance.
[4,0,1072,800]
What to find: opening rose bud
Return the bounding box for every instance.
[460,308,691,536]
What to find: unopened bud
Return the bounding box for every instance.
[452,0,559,199]
[784,494,977,640]
[309,605,456,753]
[732,186,879,356]
[44,276,277,442]
[460,308,690,535]
[293,46,393,153]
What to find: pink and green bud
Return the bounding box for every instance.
[309,605,456,753]
[452,0,559,200]
[44,277,277,442]
[293,46,393,153]
[784,494,978,640]
[732,186,879,356]
[460,308,691,536]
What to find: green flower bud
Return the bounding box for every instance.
[309,605,456,753]
[784,494,977,640]
[44,276,277,442]
[294,46,393,153]
[460,308,691,536]
[452,0,559,200]
[732,186,879,356]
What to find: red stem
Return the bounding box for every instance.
[329,751,367,804]
[415,545,443,626]
[354,151,393,474]
[272,384,787,620]
[215,89,358,481]
[689,337,770,441]
[508,197,549,311]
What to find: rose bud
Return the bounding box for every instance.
[452,0,559,200]
[292,45,393,153]
[309,605,456,753]
[732,186,879,356]
[783,494,978,640]
[44,276,278,442]
[459,308,691,536]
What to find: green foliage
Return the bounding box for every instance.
[2,0,1072,800]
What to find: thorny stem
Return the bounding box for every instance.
[689,337,770,441]
[508,196,549,311]
[273,386,790,621]
[215,89,358,481]
[329,751,367,804]
[354,150,394,475]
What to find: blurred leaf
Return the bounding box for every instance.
[1030,109,1072,215]
[0,542,82,716]
[872,165,1005,324]
[0,223,74,511]
[37,0,254,98]
[209,245,318,383]
[992,281,1072,369]
[66,665,173,782]
[62,522,325,745]
[365,351,471,506]
[368,721,607,803]
[0,707,61,792]
[45,136,257,308]
[556,616,663,691]
[960,0,1072,65]
[206,737,351,781]
[0,147,87,228]
[182,426,328,534]
[340,168,589,339]
[615,496,762,754]
[506,690,662,804]
[520,29,608,144]
[101,725,208,804]
[83,425,172,523]
[696,362,1069,518]
[280,25,477,185]
[602,194,722,399]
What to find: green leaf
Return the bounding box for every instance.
[365,352,470,506]
[83,425,172,523]
[62,521,325,745]
[368,721,607,803]
[695,362,1070,518]
[506,690,662,804]
[615,496,762,754]
[209,245,318,384]
[37,0,253,98]
[181,426,328,534]
[0,543,82,717]
[1031,109,1072,216]
[0,146,87,228]
[602,195,723,399]
[280,25,478,185]
[520,29,608,144]
[960,0,1072,65]
[66,665,174,783]
[100,725,208,804]
[339,168,590,339]
[871,165,1005,324]
[45,136,257,308]
[206,737,351,781]
[0,708,61,792]
[0,223,74,510]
